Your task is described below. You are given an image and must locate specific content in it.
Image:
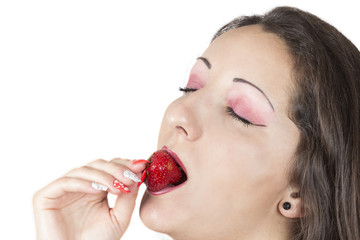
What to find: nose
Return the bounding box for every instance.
[161,96,203,142]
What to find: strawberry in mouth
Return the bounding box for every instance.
[138,148,188,193]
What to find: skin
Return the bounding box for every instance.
[33,24,301,240]
[140,25,301,240]
[33,158,147,240]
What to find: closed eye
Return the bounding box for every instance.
[226,107,266,127]
[179,87,266,127]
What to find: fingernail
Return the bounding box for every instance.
[113,179,131,193]
[123,169,141,183]
[91,182,108,191]
[132,159,150,165]
[137,170,147,187]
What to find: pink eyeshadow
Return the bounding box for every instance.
[227,95,269,126]
[186,74,204,89]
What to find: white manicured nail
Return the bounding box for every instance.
[123,169,141,183]
[91,182,108,191]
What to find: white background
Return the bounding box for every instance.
[1,1,359,239]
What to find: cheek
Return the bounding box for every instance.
[187,142,283,226]
[198,133,287,202]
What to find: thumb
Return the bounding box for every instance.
[110,185,140,230]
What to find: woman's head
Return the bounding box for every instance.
[213,6,360,239]
[140,7,360,240]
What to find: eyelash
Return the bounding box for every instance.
[179,87,255,127]
[226,107,253,127]
[179,87,197,93]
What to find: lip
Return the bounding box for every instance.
[147,146,188,196]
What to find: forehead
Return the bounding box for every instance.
[202,25,294,113]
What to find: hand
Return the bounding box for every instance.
[33,158,147,240]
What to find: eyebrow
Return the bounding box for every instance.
[233,78,275,111]
[197,57,212,69]
[197,57,274,111]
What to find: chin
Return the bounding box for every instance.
[139,190,188,237]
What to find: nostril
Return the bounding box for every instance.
[176,126,188,136]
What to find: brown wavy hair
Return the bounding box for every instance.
[213,6,360,240]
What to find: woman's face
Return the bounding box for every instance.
[140,25,300,239]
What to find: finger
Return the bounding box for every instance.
[34,177,104,203]
[65,166,129,194]
[110,183,139,228]
[129,159,149,172]
[108,158,144,171]
[86,159,142,186]
[91,182,109,191]
[109,158,148,172]
[112,179,131,193]
[110,158,148,181]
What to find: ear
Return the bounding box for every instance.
[278,189,302,219]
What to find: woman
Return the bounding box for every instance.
[33,6,360,240]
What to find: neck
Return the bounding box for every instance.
[171,219,290,240]
[171,213,290,240]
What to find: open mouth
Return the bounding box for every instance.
[161,146,188,185]
[168,164,188,187]
[146,146,188,195]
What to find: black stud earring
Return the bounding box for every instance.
[283,202,291,210]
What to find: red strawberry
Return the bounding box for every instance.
[142,150,182,192]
